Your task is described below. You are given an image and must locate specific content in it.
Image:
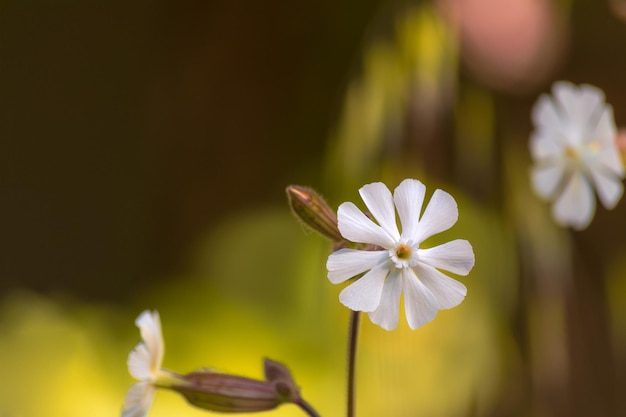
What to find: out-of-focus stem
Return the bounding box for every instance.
[296,397,322,417]
[347,310,361,417]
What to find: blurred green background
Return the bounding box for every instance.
[2,1,626,416]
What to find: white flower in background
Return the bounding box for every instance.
[326,179,475,330]
[122,310,171,417]
[530,81,625,229]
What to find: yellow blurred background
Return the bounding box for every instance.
[2,1,626,417]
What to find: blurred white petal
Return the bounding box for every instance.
[587,164,624,209]
[553,171,595,230]
[359,182,400,241]
[587,105,616,146]
[530,132,563,161]
[122,381,155,417]
[337,202,396,248]
[532,94,562,133]
[327,249,388,284]
[417,239,475,275]
[135,310,164,377]
[531,162,565,199]
[128,343,154,380]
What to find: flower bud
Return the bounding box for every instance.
[286,185,342,242]
[169,359,312,414]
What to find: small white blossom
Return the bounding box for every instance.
[122,310,168,417]
[326,179,475,330]
[530,81,625,229]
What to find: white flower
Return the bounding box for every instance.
[122,310,168,417]
[326,179,475,330]
[530,81,625,230]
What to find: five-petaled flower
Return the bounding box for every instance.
[326,179,475,330]
[530,81,625,230]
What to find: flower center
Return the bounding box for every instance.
[565,146,579,161]
[395,244,412,260]
[389,242,418,269]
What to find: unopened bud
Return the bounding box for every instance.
[169,358,317,415]
[286,185,342,242]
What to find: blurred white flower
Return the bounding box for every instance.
[122,310,170,417]
[326,179,475,330]
[530,81,625,229]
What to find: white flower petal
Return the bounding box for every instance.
[326,249,388,284]
[553,81,585,142]
[532,94,562,134]
[122,381,156,417]
[413,263,467,310]
[128,342,154,380]
[529,131,564,161]
[586,163,624,209]
[338,264,389,312]
[368,269,403,330]
[553,171,595,230]
[401,268,439,330]
[393,179,426,241]
[414,189,458,243]
[337,202,396,248]
[358,182,400,241]
[134,310,164,377]
[574,84,606,133]
[587,105,616,146]
[417,239,475,276]
[531,162,565,200]
[591,145,625,178]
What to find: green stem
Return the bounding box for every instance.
[347,310,361,417]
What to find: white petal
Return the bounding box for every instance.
[393,179,426,240]
[417,239,475,276]
[529,132,564,161]
[586,163,624,209]
[128,342,154,380]
[587,105,616,146]
[338,264,390,312]
[573,84,605,134]
[553,171,595,230]
[552,81,584,142]
[532,94,562,134]
[337,202,396,248]
[401,268,439,330]
[591,145,625,178]
[134,310,164,377]
[413,263,467,310]
[326,249,388,284]
[368,269,403,330]
[122,381,156,417]
[358,182,400,241]
[414,189,458,243]
[531,162,565,200]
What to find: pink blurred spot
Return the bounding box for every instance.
[437,0,567,93]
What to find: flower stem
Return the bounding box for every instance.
[347,310,361,417]
[296,398,321,417]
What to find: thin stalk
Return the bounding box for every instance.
[347,310,361,417]
[296,398,322,417]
